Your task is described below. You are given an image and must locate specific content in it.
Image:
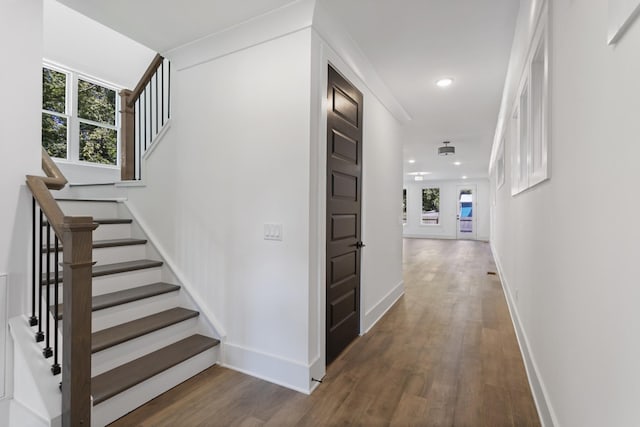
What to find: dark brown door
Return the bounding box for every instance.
[326,65,363,364]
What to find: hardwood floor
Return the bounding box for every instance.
[110,239,540,426]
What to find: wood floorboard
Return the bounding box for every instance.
[109,239,541,427]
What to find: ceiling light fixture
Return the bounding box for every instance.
[408,159,416,164]
[414,176,424,181]
[462,176,468,180]
[438,141,455,156]
[453,161,461,166]
[436,78,454,88]
[407,172,431,176]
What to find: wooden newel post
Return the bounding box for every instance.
[61,216,97,427]
[120,89,135,181]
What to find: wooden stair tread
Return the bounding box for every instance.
[42,237,147,252]
[92,307,199,353]
[52,283,180,320]
[42,218,132,226]
[92,334,219,405]
[41,259,163,285]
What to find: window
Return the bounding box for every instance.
[42,64,120,166]
[402,189,407,224]
[511,3,548,195]
[42,68,69,159]
[421,188,440,225]
[496,138,505,190]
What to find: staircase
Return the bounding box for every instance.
[43,197,219,426]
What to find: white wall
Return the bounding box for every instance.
[403,178,490,241]
[0,0,43,402]
[127,28,314,392]
[43,0,156,89]
[490,1,640,426]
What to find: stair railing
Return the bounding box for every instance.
[26,148,96,427]
[120,54,171,180]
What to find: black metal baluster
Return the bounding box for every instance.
[52,235,61,375]
[136,99,141,180]
[36,210,44,342]
[144,87,147,152]
[30,198,37,327]
[161,61,164,126]
[155,72,159,136]
[43,223,52,358]
[168,62,171,119]
[147,82,151,151]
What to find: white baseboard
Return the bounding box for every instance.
[222,342,312,394]
[402,234,456,240]
[490,243,558,427]
[363,280,404,333]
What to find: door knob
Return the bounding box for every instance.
[352,241,366,249]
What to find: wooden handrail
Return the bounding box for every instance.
[26,148,68,240]
[127,54,164,108]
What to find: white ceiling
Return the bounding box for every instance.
[57,0,519,181]
[320,0,519,181]
[55,0,299,52]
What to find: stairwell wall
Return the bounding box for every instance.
[0,0,43,401]
[126,28,314,392]
[490,0,640,426]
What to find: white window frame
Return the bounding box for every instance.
[420,187,440,226]
[511,1,549,196]
[496,137,505,190]
[43,61,122,169]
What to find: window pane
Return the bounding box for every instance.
[421,188,440,225]
[79,122,117,165]
[42,113,67,159]
[402,189,407,223]
[78,79,116,125]
[42,68,66,114]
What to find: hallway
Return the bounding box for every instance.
[111,239,539,426]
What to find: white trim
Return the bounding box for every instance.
[222,342,312,394]
[402,234,456,240]
[122,201,227,340]
[363,281,404,333]
[490,242,558,427]
[166,0,315,71]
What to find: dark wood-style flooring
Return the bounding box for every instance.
[110,239,540,426]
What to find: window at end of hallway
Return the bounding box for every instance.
[421,188,440,225]
[403,189,407,224]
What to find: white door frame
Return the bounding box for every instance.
[455,184,477,240]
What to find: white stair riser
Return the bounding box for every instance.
[93,224,132,241]
[92,348,219,427]
[51,268,164,299]
[56,201,120,218]
[43,244,147,268]
[92,317,200,376]
[92,268,163,296]
[91,292,182,332]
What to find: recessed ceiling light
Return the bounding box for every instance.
[462,176,468,179]
[408,159,416,164]
[453,161,461,166]
[407,172,431,176]
[436,78,454,88]
[414,176,424,181]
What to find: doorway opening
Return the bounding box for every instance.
[456,185,476,240]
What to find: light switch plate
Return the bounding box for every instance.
[264,223,283,241]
